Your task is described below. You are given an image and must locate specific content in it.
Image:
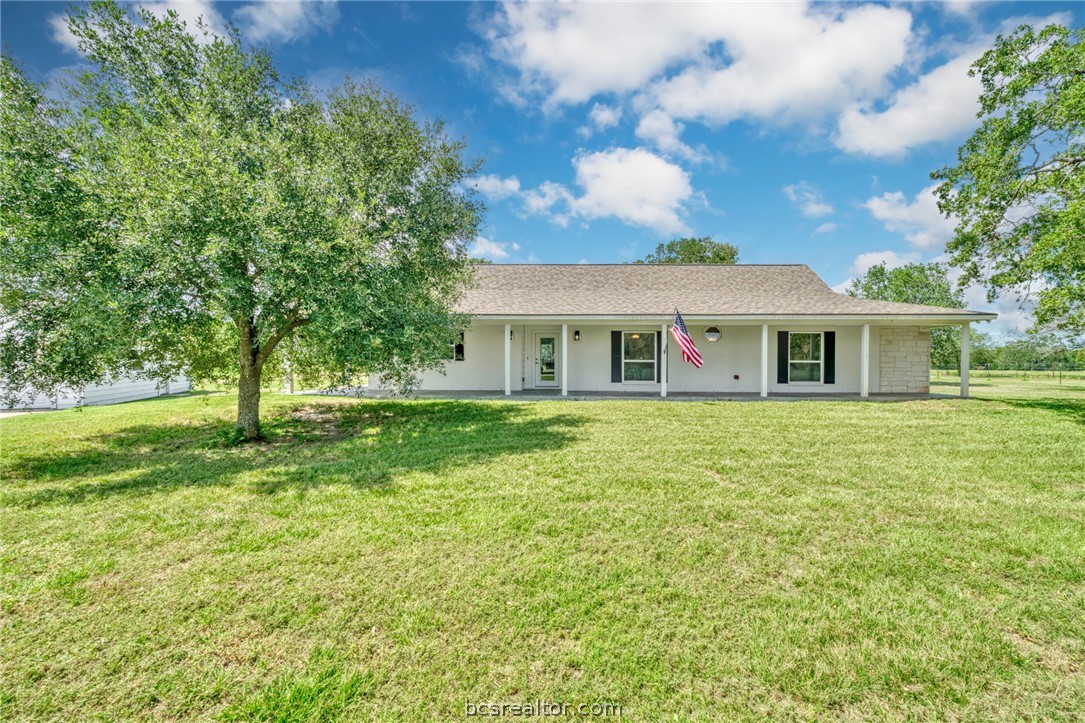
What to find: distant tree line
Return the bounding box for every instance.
[960,335,1085,372]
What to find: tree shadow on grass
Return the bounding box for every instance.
[980,396,1085,427]
[4,400,584,508]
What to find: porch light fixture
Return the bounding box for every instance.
[704,326,722,343]
[630,333,641,340]
[574,330,580,342]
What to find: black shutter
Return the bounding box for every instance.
[656,331,662,382]
[777,331,789,384]
[611,331,622,383]
[824,331,836,384]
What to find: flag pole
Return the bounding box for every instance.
[661,316,668,398]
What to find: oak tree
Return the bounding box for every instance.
[933,23,1084,340]
[635,236,739,264]
[0,1,481,439]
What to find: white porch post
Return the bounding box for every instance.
[760,323,769,398]
[860,323,870,398]
[504,323,511,396]
[960,322,970,398]
[561,323,568,397]
[661,322,668,398]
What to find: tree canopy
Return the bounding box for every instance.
[635,236,739,264]
[933,23,1084,341]
[846,261,981,369]
[0,1,482,439]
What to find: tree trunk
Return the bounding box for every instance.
[237,361,262,441]
[235,311,304,442]
[237,319,263,441]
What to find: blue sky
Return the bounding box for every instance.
[2,1,1080,334]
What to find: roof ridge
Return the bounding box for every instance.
[457,264,994,318]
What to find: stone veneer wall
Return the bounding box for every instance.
[879,326,931,393]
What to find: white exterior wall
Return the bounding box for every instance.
[409,325,523,391]
[399,320,944,395]
[667,325,761,393]
[8,376,192,410]
[879,326,931,393]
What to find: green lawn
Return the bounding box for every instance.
[2,381,1083,721]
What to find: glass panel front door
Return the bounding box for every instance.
[535,335,558,387]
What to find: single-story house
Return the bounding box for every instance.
[384,264,994,398]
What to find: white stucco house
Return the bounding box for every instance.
[383,264,995,398]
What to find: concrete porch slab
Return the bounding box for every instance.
[354,388,953,402]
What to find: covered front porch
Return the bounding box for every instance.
[487,319,976,399]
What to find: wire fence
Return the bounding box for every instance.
[932,366,1085,383]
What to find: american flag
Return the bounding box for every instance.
[670,309,703,368]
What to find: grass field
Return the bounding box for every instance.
[2,378,1083,720]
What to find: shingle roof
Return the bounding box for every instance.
[457,264,995,319]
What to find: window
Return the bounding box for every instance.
[788,332,822,382]
[623,331,656,382]
[448,332,465,362]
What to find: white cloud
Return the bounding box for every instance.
[568,148,692,234]
[484,2,912,126]
[836,48,982,157]
[484,3,718,106]
[783,182,834,218]
[941,1,980,18]
[479,5,1073,162]
[469,174,522,201]
[645,4,912,126]
[48,14,81,52]
[233,0,339,45]
[836,13,1071,157]
[813,222,838,235]
[578,103,623,138]
[521,182,574,222]
[49,1,228,51]
[849,250,920,277]
[634,109,705,162]
[469,236,520,260]
[142,0,227,35]
[865,184,955,249]
[831,248,919,292]
[588,103,621,130]
[510,148,693,235]
[961,283,1034,336]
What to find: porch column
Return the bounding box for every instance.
[960,322,970,398]
[561,323,568,397]
[860,323,870,398]
[760,323,769,398]
[661,322,668,398]
[504,323,511,396]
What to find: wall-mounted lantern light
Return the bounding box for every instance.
[574,330,581,342]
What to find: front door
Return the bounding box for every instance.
[534,333,559,388]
